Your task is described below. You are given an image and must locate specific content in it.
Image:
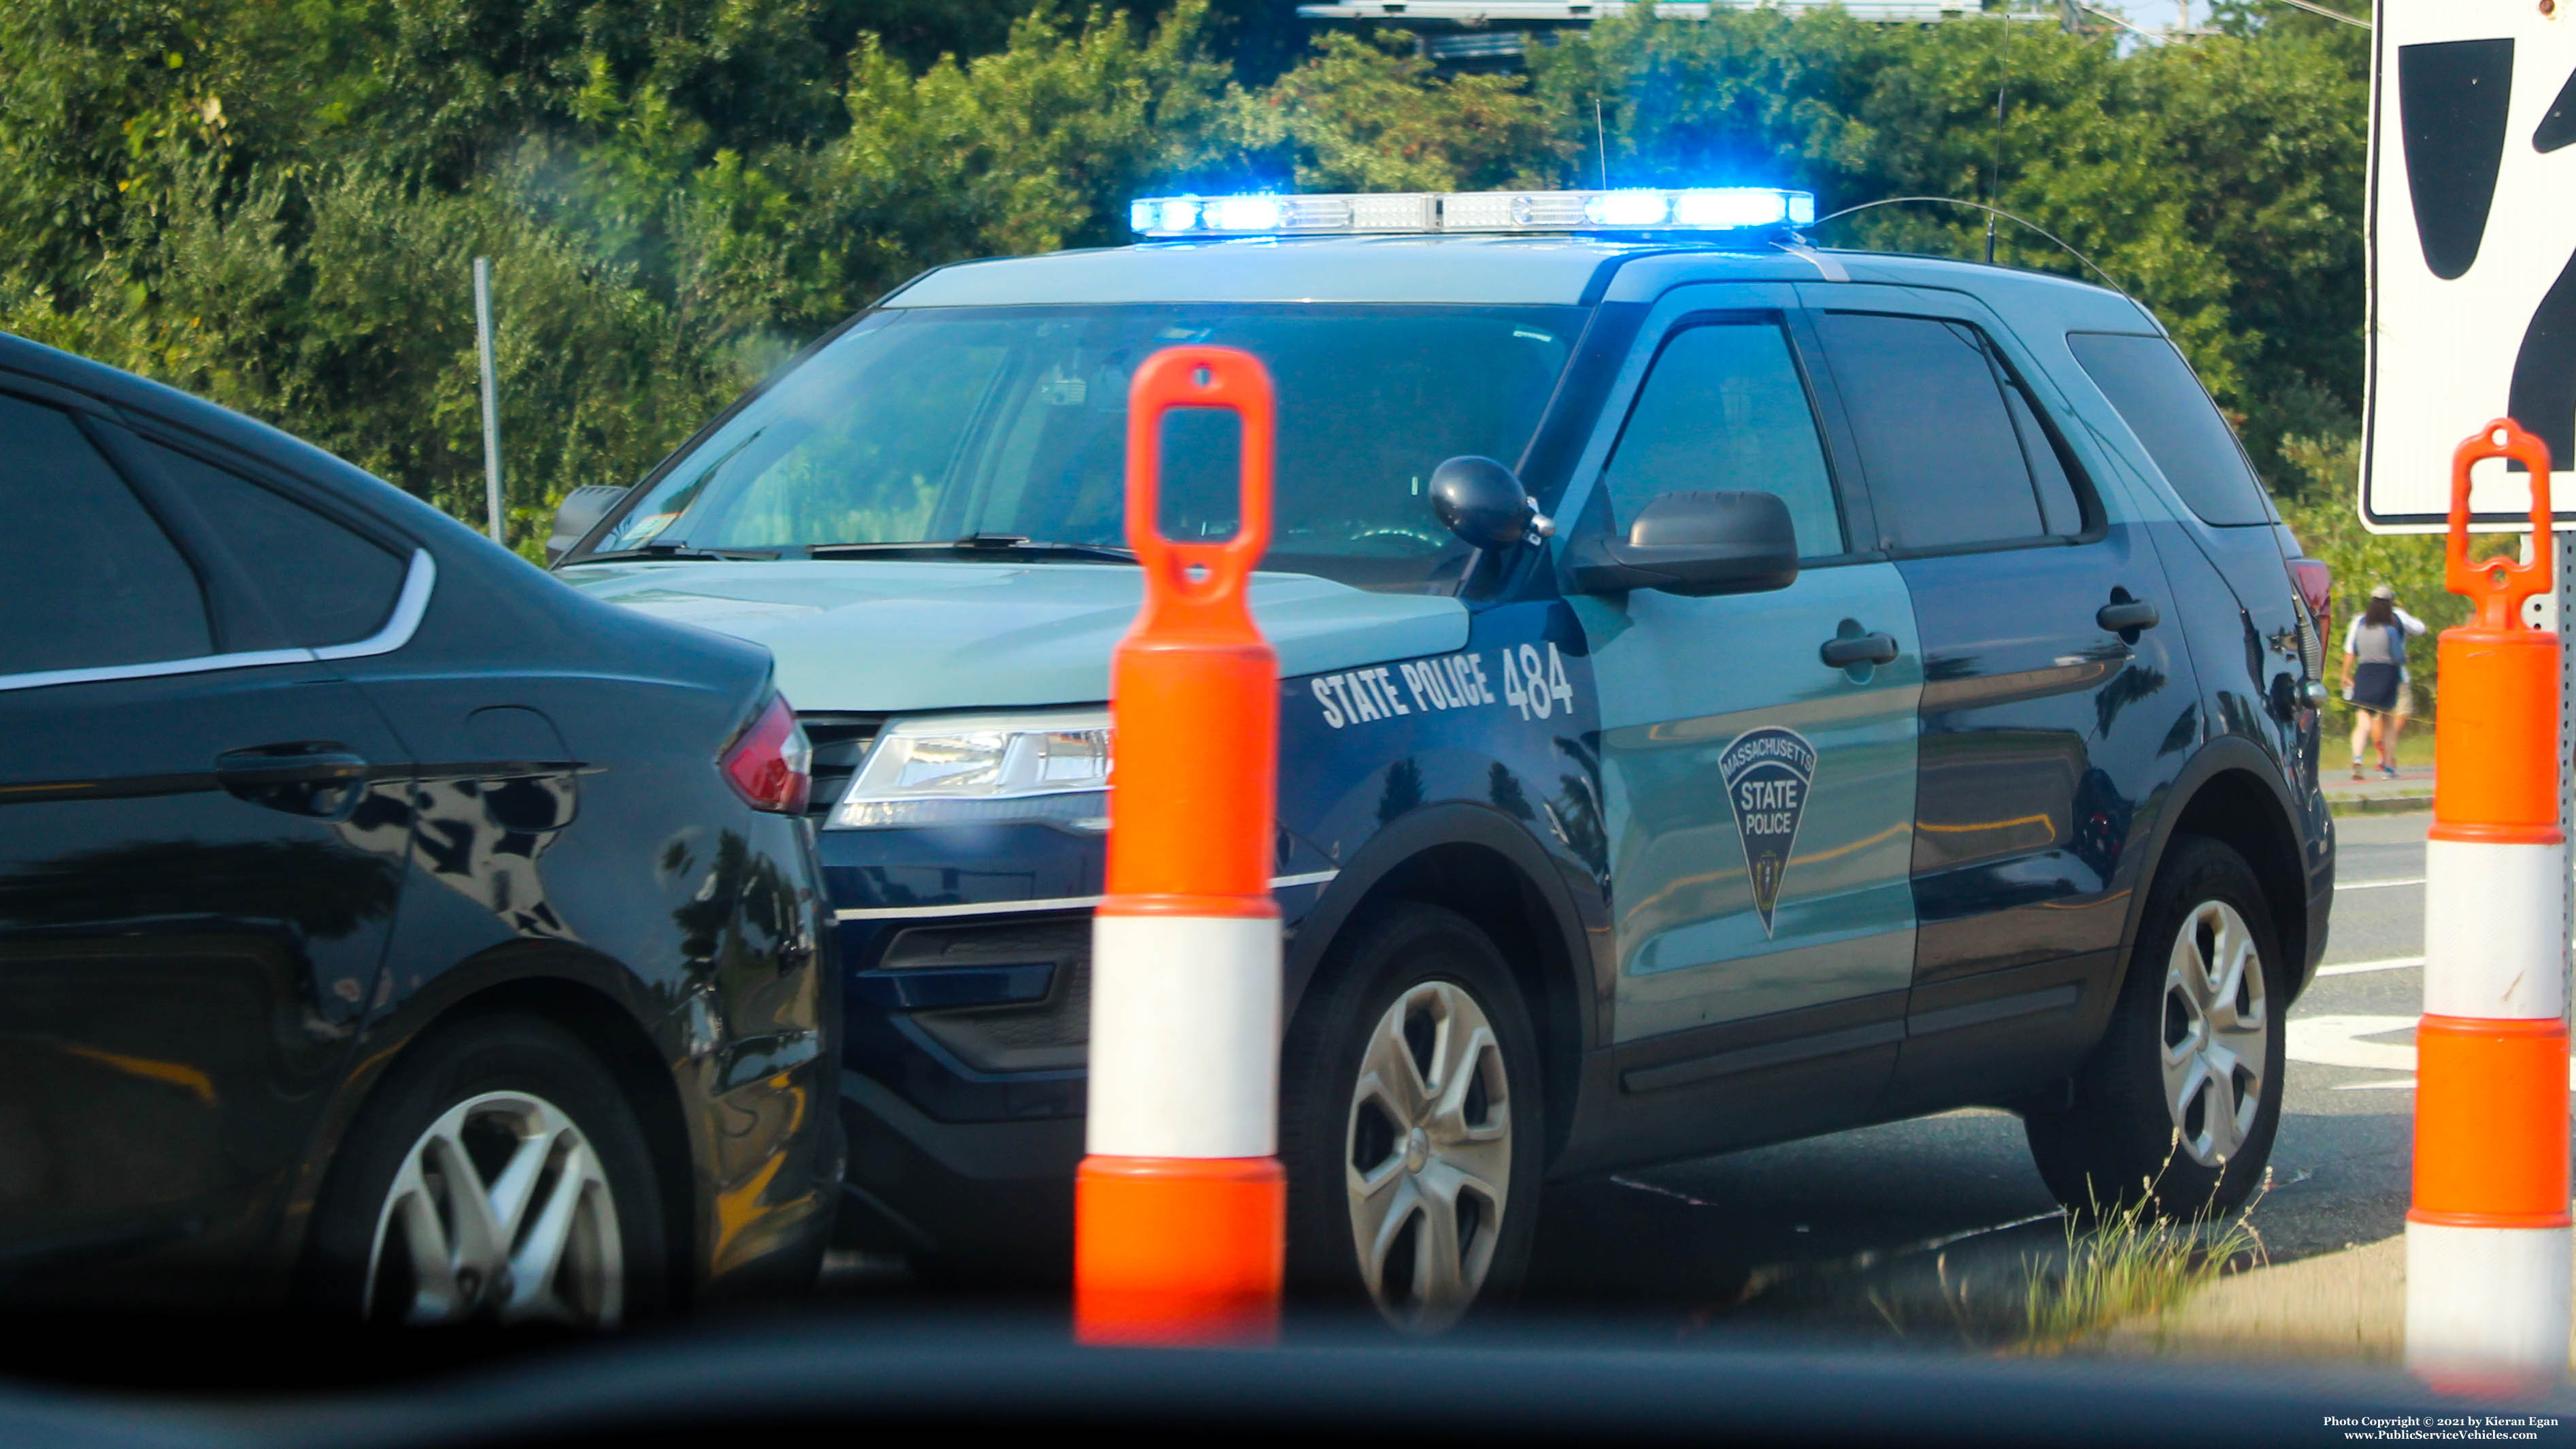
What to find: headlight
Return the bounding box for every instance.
[826,710,1111,831]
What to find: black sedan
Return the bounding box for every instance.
[0,333,838,1325]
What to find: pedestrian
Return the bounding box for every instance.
[2339,583,2428,780]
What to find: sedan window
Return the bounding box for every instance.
[144,442,410,648]
[0,395,212,676]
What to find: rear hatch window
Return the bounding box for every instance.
[2067,331,2274,527]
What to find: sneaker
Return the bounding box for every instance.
[2351,763,2366,780]
[2379,763,2401,779]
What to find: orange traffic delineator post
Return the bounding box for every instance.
[2407,418,2572,1379]
[1074,346,1286,1346]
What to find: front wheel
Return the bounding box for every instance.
[1279,903,1543,1333]
[2024,836,2286,1216]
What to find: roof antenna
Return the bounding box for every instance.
[1985,16,2008,264]
[1596,97,1610,188]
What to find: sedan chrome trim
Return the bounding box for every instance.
[831,869,1339,922]
[0,549,435,693]
[314,550,438,661]
[0,647,316,695]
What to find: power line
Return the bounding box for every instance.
[2264,0,2369,28]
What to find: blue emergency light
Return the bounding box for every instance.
[1127,186,1817,239]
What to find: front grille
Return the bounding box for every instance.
[883,918,1091,1073]
[799,713,884,823]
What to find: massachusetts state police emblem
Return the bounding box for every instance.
[1719,727,1817,935]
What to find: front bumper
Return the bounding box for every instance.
[818,822,1333,1263]
[822,822,1101,1262]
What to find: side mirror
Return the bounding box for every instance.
[1430,456,1550,549]
[546,484,630,565]
[1571,490,1799,598]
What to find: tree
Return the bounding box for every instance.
[0,0,2373,556]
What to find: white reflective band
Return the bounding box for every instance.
[1086,914,1282,1159]
[2405,1220,2574,1374]
[2423,839,2569,1019]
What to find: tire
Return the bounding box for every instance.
[2024,836,2286,1218]
[1279,903,1544,1333]
[301,1012,669,1326]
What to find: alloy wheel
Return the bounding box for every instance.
[1344,979,1513,1333]
[2159,899,2270,1169]
[365,1089,624,1326]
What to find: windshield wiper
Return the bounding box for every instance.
[807,534,1137,564]
[567,543,781,563]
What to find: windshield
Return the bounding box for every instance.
[577,303,1585,592]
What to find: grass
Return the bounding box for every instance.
[2019,1158,2267,1353]
[2325,710,2437,771]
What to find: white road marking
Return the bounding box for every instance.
[2286,1012,2576,1090]
[2287,1014,2420,1072]
[2335,877,2426,892]
[2314,955,2424,977]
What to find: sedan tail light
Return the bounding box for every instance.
[722,694,812,815]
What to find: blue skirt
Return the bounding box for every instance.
[2349,661,2401,714]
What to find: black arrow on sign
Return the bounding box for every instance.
[2398,38,2515,280]
[2507,65,2576,475]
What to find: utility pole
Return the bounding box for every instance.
[473,257,505,546]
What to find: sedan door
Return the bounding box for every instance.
[0,388,415,1303]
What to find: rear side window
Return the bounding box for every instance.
[2066,332,2272,527]
[141,441,408,647]
[0,395,213,676]
[1815,312,2083,552]
[1602,320,1845,559]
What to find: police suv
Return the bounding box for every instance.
[550,186,2335,1331]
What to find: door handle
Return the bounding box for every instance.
[2096,599,2160,634]
[1820,632,1900,669]
[215,745,370,818]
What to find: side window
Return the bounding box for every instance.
[0,395,213,676]
[2066,331,2272,527]
[2004,382,2085,536]
[139,441,409,648]
[1601,320,1845,559]
[1816,312,2083,552]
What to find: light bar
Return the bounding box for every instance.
[1128,187,1816,238]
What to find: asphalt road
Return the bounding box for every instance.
[1523,812,2437,1332]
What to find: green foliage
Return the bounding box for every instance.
[2021,1154,2266,1352]
[2272,432,2463,720]
[0,0,2372,564]
[1526,7,2365,480]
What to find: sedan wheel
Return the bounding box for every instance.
[1344,980,1513,1333]
[367,1090,625,1326]
[302,1013,666,1325]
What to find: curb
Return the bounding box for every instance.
[2329,793,2433,817]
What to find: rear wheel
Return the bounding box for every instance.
[1280,904,1542,1333]
[303,1014,669,1326]
[2024,836,2285,1216]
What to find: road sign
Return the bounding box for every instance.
[2366,1,2576,533]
